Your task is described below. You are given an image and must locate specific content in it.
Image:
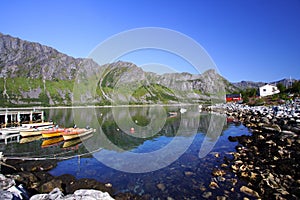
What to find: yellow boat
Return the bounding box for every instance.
[41,137,64,148]
[41,128,65,138]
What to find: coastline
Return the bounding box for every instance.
[0,103,202,110]
[1,102,299,199]
[206,102,300,199]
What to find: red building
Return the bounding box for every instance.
[226,94,242,102]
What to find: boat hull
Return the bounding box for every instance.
[20,130,41,137]
[62,129,95,140]
[41,128,65,138]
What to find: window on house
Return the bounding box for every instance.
[263,89,266,92]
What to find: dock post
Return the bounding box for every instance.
[30,111,33,123]
[17,112,21,126]
[4,112,8,128]
[41,111,44,122]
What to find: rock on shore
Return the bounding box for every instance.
[208,102,300,199]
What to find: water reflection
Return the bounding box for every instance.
[0,106,252,198]
[1,106,228,160]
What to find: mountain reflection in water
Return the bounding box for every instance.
[1,106,250,199]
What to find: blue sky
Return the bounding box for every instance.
[0,0,299,82]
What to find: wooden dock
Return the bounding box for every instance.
[0,109,44,128]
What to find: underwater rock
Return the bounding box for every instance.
[184,171,194,176]
[202,191,212,199]
[209,181,219,189]
[239,186,260,198]
[156,183,166,191]
[212,169,226,177]
[38,179,63,193]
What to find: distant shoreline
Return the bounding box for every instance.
[0,103,201,110]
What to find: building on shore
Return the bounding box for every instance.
[226,93,242,103]
[259,84,280,97]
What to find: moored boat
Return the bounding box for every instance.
[41,128,65,138]
[20,129,41,137]
[20,125,53,137]
[61,128,95,140]
[0,127,28,140]
[22,121,54,129]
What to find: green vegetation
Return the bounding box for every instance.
[132,84,178,104]
[0,77,74,107]
[233,81,300,106]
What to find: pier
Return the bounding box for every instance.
[0,109,44,127]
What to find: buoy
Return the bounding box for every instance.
[130,127,135,133]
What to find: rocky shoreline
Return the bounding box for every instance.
[0,159,144,200]
[207,102,300,199]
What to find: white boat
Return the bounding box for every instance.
[20,125,53,137]
[0,127,23,143]
[21,121,54,129]
[0,127,28,136]
[180,108,187,114]
[0,130,19,140]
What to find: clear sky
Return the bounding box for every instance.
[0,0,299,82]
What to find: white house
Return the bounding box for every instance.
[259,84,280,97]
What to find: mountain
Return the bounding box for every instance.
[270,78,296,88]
[232,81,266,90]
[0,32,236,106]
[233,78,297,90]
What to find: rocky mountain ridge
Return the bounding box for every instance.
[0,32,236,106]
[233,78,297,90]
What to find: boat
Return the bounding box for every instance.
[21,121,54,129]
[180,108,187,114]
[0,127,27,140]
[61,128,95,140]
[62,134,93,148]
[168,112,178,118]
[41,137,64,148]
[41,128,65,138]
[20,125,53,137]
[20,129,41,137]
[20,135,43,144]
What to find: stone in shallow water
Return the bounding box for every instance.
[202,191,212,199]
[240,186,260,198]
[156,183,166,191]
[184,171,194,176]
[212,169,226,177]
[38,179,63,193]
[209,181,219,189]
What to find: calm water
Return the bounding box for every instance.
[1,106,251,199]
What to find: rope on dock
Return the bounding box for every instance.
[2,148,102,161]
